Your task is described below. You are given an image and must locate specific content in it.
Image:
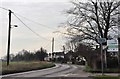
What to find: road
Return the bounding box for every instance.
[2,64,119,79]
[2,64,92,79]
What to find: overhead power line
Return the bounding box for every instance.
[0,7,57,31]
[0,7,9,11]
[0,7,65,46]
[14,14,67,45]
[14,13,58,31]
[0,7,65,35]
[13,13,50,41]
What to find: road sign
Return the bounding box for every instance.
[107,39,118,52]
[97,38,106,44]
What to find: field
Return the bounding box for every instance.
[1,61,55,75]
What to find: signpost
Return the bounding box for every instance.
[97,38,106,75]
[118,7,120,75]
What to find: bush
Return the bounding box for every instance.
[107,57,118,68]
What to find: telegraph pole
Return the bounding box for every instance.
[52,37,54,53]
[7,10,12,66]
[51,37,54,59]
[63,45,65,53]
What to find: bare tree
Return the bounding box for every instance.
[62,0,120,69]
[64,0,120,45]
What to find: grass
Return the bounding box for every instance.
[93,75,120,79]
[84,65,120,73]
[1,61,55,75]
[84,65,120,79]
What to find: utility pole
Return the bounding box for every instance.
[7,10,12,66]
[52,37,54,58]
[63,45,65,53]
[52,37,54,53]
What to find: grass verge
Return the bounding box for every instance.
[93,75,120,79]
[1,61,55,75]
[84,65,120,73]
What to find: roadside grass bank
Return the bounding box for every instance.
[1,61,55,75]
[84,65,120,73]
[93,75,120,79]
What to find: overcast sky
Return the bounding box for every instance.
[0,0,74,58]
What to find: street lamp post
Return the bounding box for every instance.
[7,10,12,66]
[7,10,18,66]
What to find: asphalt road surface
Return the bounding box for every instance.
[2,64,92,79]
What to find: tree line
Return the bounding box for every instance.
[7,47,48,61]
